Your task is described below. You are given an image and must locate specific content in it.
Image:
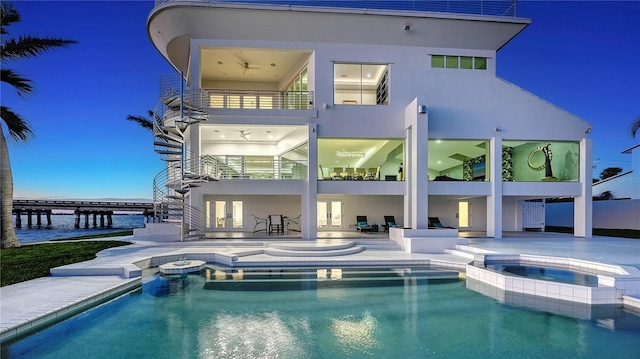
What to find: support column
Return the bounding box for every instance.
[487,137,503,238]
[92,212,97,228]
[404,99,428,229]
[84,212,90,228]
[74,210,81,229]
[574,139,593,237]
[302,123,318,240]
[100,212,105,228]
[36,210,42,227]
[46,210,52,226]
[15,209,22,228]
[27,210,33,227]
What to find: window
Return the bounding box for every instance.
[460,56,473,69]
[431,55,487,70]
[445,56,459,69]
[286,67,308,109]
[431,55,444,68]
[334,63,389,105]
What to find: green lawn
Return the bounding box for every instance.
[0,241,131,287]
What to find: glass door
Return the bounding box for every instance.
[212,200,243,230]
[458,201,471,229]
[317,201,342,230]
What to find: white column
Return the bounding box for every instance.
[487,137,503,238]
[302,123,318,239]
[405,99,429,229]
[574,139,593,237]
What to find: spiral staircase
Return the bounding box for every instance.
[151,74,211,240]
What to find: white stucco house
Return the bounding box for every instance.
[141,0,593,244]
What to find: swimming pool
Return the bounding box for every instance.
[3,267,639,358]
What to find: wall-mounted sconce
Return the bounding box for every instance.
[418,105,427,114]
[404,25,411,31]
[323,102,329,109]
[585,127,592,134]
[495,126,501,132]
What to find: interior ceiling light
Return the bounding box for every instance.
[337,150,365,158]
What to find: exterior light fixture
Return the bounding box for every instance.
[418,105,427,113]
[495,126,501,132]
[404,25,411,31]
[585,128,592,134]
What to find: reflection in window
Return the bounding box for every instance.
[334,63,389,105]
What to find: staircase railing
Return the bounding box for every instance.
[152,73,211,240]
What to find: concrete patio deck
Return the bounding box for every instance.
[1,232,639,342]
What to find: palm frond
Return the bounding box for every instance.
[1,36,77,62]
[127,115,154,131]
[631,116,640,139]
[0,3,20,36]
[0,68,33,97]
[0,106,34,142]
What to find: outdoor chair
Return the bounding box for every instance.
[356,215,373,233]
[269,214,284,235]
[252,215,268,233]
[382,216,397,232]
[428,217,455,229]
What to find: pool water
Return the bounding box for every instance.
[3,268,639,359]
[484,263,600,287]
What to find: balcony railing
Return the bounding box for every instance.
[200,155,308,179]
[207,89,314,110]
[155,1,517,17]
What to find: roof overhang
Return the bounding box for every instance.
[147,1,530,73]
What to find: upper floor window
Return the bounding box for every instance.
[431,55,487,70]
[286,67,308,110]
[334,63,389,105]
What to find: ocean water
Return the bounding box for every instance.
[13,214,145,243]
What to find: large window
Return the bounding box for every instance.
[428,139,491,181]
[503,141,579,182]
[318,138,403,181]
[334,63,389,105]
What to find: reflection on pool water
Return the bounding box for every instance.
[484,264,599,287]
[3,267,639,359]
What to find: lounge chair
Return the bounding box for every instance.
[356,215,373,233]
[382,216,397,232]
[428,217,455,229]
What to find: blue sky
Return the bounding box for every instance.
[3,1,639,201]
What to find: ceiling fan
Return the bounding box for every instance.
[239,130,251,141]
[236,61,260,75]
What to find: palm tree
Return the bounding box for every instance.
[1,3,76,248]
[126,110,157,131]
[631,115,640,138]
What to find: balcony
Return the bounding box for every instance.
[208,89,314,110]
[200,155,308,180]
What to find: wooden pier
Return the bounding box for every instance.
[12,200,154,229]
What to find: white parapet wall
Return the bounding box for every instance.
[389,227,464,253]
[133,223,181,241]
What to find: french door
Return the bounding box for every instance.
[210,200,244,230]
[317,200,343,229]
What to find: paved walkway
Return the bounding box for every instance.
[1,233,639,342]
